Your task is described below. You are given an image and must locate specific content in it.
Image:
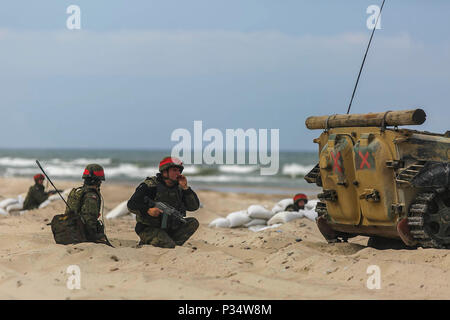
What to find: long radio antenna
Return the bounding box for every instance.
[346,0,386,114]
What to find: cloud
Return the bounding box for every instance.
[0,28,449,149]
[1,29,447,79]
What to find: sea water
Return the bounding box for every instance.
[0,149,319,194]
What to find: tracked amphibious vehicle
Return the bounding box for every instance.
[304,109,450,248]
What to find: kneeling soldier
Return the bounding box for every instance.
[127,157,200,248]
[50,164,110,245]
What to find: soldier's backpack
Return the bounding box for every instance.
[50,187,90,245]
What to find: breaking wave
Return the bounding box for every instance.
[0,151,317,189]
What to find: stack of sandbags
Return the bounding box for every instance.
[0,197,20,215]
[209,198,319,231]
[0,189,72,215]
[209,210,251,228]
[271,198,294,214]
[209,199,296,229]
[0,195,25,215]
[267,211,304,225]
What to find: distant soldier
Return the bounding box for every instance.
[285,193,308,212]
[127,157,200,248]
[50,164,111,245]
[23,174,56,210]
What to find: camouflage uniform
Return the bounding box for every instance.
[127,175,200,248]
[23,183,50,210]
[64,185,104,241]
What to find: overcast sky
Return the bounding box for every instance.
[0,0,449,151]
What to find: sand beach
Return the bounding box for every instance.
[0,177,448,300]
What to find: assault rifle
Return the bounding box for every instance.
[144,197,187,229]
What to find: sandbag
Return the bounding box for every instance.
[249,224,282,232]
[208,217,231,228]
[0,198,18,209]
[226,210,251,228]
[247,205,273,220]
[268,211,304,225]
[6,203,23,213]
[305,199,319,211]
[0,208,7,216]
[244,219,267,227]
[303,209,318,221]
[48,194,62,202]
[38,199,52,209]
[271,198,293,214]
[106,201,129,219]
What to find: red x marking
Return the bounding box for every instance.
[359,151,371,169]
[330,151,342,173]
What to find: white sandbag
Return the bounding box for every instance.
[271,198,293,214]
[48,194,62,202]
[0,198,18,209]
[268,211,304,225]
[208,217,231,228]
[106,201,130,219]
[305,199,319,211]
[226,210,251,228]
[247,205,273,220]
[38,200,52,209]
[6,203,23,213]
[0,208,8,216]
[244,219,267,227]
[249,224,282,232]
[17,195,24,204]
[303,209,318,221]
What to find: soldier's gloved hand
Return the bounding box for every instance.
[147,207,163,217]
[177,175,188,190]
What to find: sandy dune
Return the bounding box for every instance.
[0,177,449,300]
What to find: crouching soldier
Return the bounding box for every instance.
[50,164,111,246]
[23,174,55,210]
[285,193,308,212]
[127,157,200,248]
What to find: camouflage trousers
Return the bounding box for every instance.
[135,217,199,248]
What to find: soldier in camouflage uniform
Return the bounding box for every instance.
[127,157,200,248]
[23,174,54,210]
[57,164,108,244]
[285,193,308,212]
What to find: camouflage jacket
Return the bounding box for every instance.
[64,185,102,238]
[23,183,49,210]
[127,175,200,229]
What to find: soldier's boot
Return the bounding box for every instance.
[170,217,199,246]
[138,227,177,249]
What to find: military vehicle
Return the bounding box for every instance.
[304,109,450,248]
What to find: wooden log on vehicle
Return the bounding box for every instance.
[305,109,426,130]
